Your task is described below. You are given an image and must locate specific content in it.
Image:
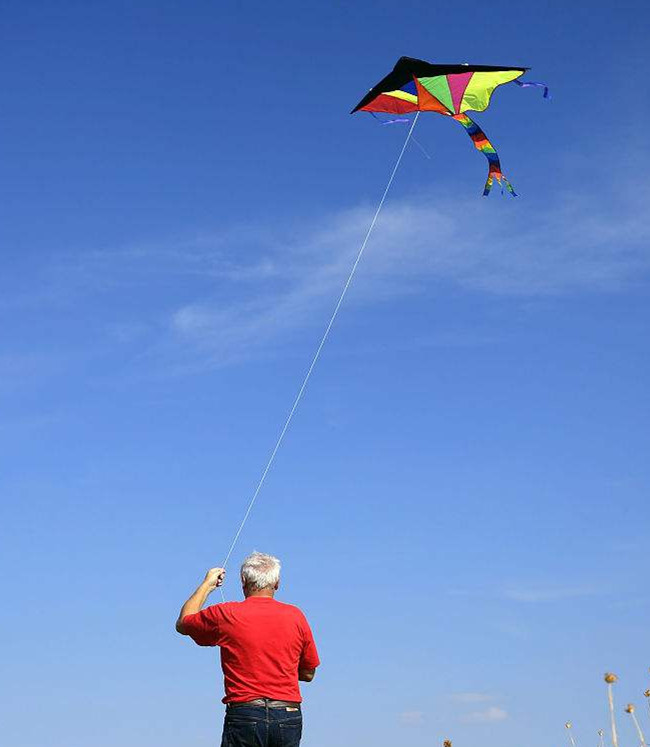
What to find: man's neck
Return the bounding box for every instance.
[244,588,275,599]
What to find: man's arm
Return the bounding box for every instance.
[175,567,225,634]
[298,668,316,682]
[297,614,320,683]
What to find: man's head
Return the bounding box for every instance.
[240,551,281,597]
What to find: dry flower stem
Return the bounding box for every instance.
[630,711,647,747]
[608,684,619,747]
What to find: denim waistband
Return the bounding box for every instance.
[227,698,301,710]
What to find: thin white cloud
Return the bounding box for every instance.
[160,182,650,370]
[4,173,650,378]
[462,706,508,724]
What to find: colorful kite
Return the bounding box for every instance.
[352,56,543,196]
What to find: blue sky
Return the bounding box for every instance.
[1,1,649,746]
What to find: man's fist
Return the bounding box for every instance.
[203,567,226,591]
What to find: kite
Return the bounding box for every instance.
[352,56,545,196]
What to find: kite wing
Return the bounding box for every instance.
[352,57,529,195]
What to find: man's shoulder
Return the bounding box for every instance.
[208,599,309,622]
[273,600,311,623]
[274,599,303,612]
[202,601,239,617]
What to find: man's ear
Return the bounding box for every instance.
[274,581,280,590]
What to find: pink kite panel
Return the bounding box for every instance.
[447,72,473,113]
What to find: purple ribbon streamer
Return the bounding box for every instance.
[370,112,411,125]
[514,79,551,100]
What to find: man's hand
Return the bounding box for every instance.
[176,567,226,634]
[298,667,316,683]
[203,567,226,592]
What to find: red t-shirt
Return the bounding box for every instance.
[181,597,320,703]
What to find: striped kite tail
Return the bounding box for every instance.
[452,113,517,197]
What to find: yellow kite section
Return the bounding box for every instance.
[384,89,419,104]
[460,70,524,112]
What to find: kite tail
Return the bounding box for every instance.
[452,113,517,197]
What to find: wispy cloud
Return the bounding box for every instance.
[162,182,648,369]
[160,181,650,369]
[4,175,650,378]
[461,706,508,724]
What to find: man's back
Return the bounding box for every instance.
[182,596,320,703]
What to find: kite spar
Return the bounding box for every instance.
[218,113,420,594]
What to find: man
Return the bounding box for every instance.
[176,551,319,747]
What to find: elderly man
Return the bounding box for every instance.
[176,551,319,747]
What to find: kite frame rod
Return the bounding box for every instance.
[220,112,421,584]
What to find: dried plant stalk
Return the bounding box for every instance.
[604,674,619,747]
[627,707,647,747]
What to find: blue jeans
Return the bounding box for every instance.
[221,705,303,747]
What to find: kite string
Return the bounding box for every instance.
[219,112,420,595]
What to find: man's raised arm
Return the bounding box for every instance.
[175,567,225,634]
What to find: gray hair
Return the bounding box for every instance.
[240,551,281,591]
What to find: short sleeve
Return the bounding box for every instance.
[181,605,221,647]
[298,617,320,670]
